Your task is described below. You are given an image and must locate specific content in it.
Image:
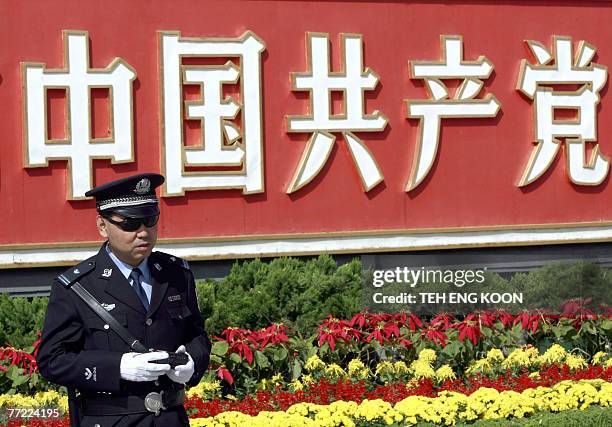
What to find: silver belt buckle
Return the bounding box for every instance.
[144,391,165,416]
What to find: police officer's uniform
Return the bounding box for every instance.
[36,174,211,427]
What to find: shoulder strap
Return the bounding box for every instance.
[152,251,190,269]
[68,281,148,353]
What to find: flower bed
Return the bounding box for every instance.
[208,310,612,398]
[1,351,611,426]
[188,379,612,426]
[186,346,612,419]
[0,307,610,425]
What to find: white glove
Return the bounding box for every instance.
[166,345,195,384]
[120,351,171,382]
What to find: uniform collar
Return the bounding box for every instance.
[105,243,150,281]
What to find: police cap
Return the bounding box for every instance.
[85,173,164,218]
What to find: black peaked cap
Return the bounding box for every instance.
[85,173,165,218]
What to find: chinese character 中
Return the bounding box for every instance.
[286,33,387,193]
[23,31,136,199]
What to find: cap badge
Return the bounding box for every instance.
[134,178,151,195]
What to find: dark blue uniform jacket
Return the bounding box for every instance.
[36,244,211,423]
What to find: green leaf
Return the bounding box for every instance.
[211,341,229,356]
[6,365,21,381]
[580,321,596,335]
[229,353,242,364]
[600,319,612,331]
[441,341,461,358]
[12,373,29,387]
[254,350,270,368]
[272,347,288,362]
[210,354,223,365]
[29,373,39,387]
[553,324,574,339]
[292,360,302,380]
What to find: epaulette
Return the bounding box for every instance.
[153,251,190,270]
[56,259,96,288]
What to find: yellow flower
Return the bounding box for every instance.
[304,354,326,371]
[187,380,222,399]
[393,361,409,376]
[503,347,538,369]
[467,358,493,375]
[410,360,435,380]
[538,344,568,365]
[301,374,315,385]
[435,365,456,382]
[486,348,505,363]
[324,363,346,380]
[418,348,437,363]
[592,351,608,366]
[347,359,369,379]
[289,379,304,391]
[565,354,587,371]
[375,361,395,377]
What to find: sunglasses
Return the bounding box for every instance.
[103,214,159,232]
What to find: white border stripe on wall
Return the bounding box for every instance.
[1,226,612,268]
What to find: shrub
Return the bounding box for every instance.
[0,294,47,349]
[198,255,362,337]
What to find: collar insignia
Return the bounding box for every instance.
[154,263,162,271]
[102,268,112,278]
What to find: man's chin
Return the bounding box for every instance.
[133,246,153,258]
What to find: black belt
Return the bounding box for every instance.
[82,390,185,416]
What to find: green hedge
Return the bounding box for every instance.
[197,254,362,337]
[0,293,47,349]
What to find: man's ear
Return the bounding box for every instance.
[96,215,109,239]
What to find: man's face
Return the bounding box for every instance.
[96,213,158,266]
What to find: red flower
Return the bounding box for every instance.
[349,312,368,329]
[407,313,423,331]
[514,311,541,334]
[421,327,448,347]
[478,311,497,328]
[431,313,454,330]
[217,366,234,384]
[453,314,481,345]
[318,327,338,351]
[229,341,254,364]
[496,310,515,327]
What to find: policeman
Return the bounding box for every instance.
[37,173,211,427]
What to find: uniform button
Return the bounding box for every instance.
[154,380,160,386]
[146,318,153,326]
[94,424,100,427]
[103,324,109,330]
